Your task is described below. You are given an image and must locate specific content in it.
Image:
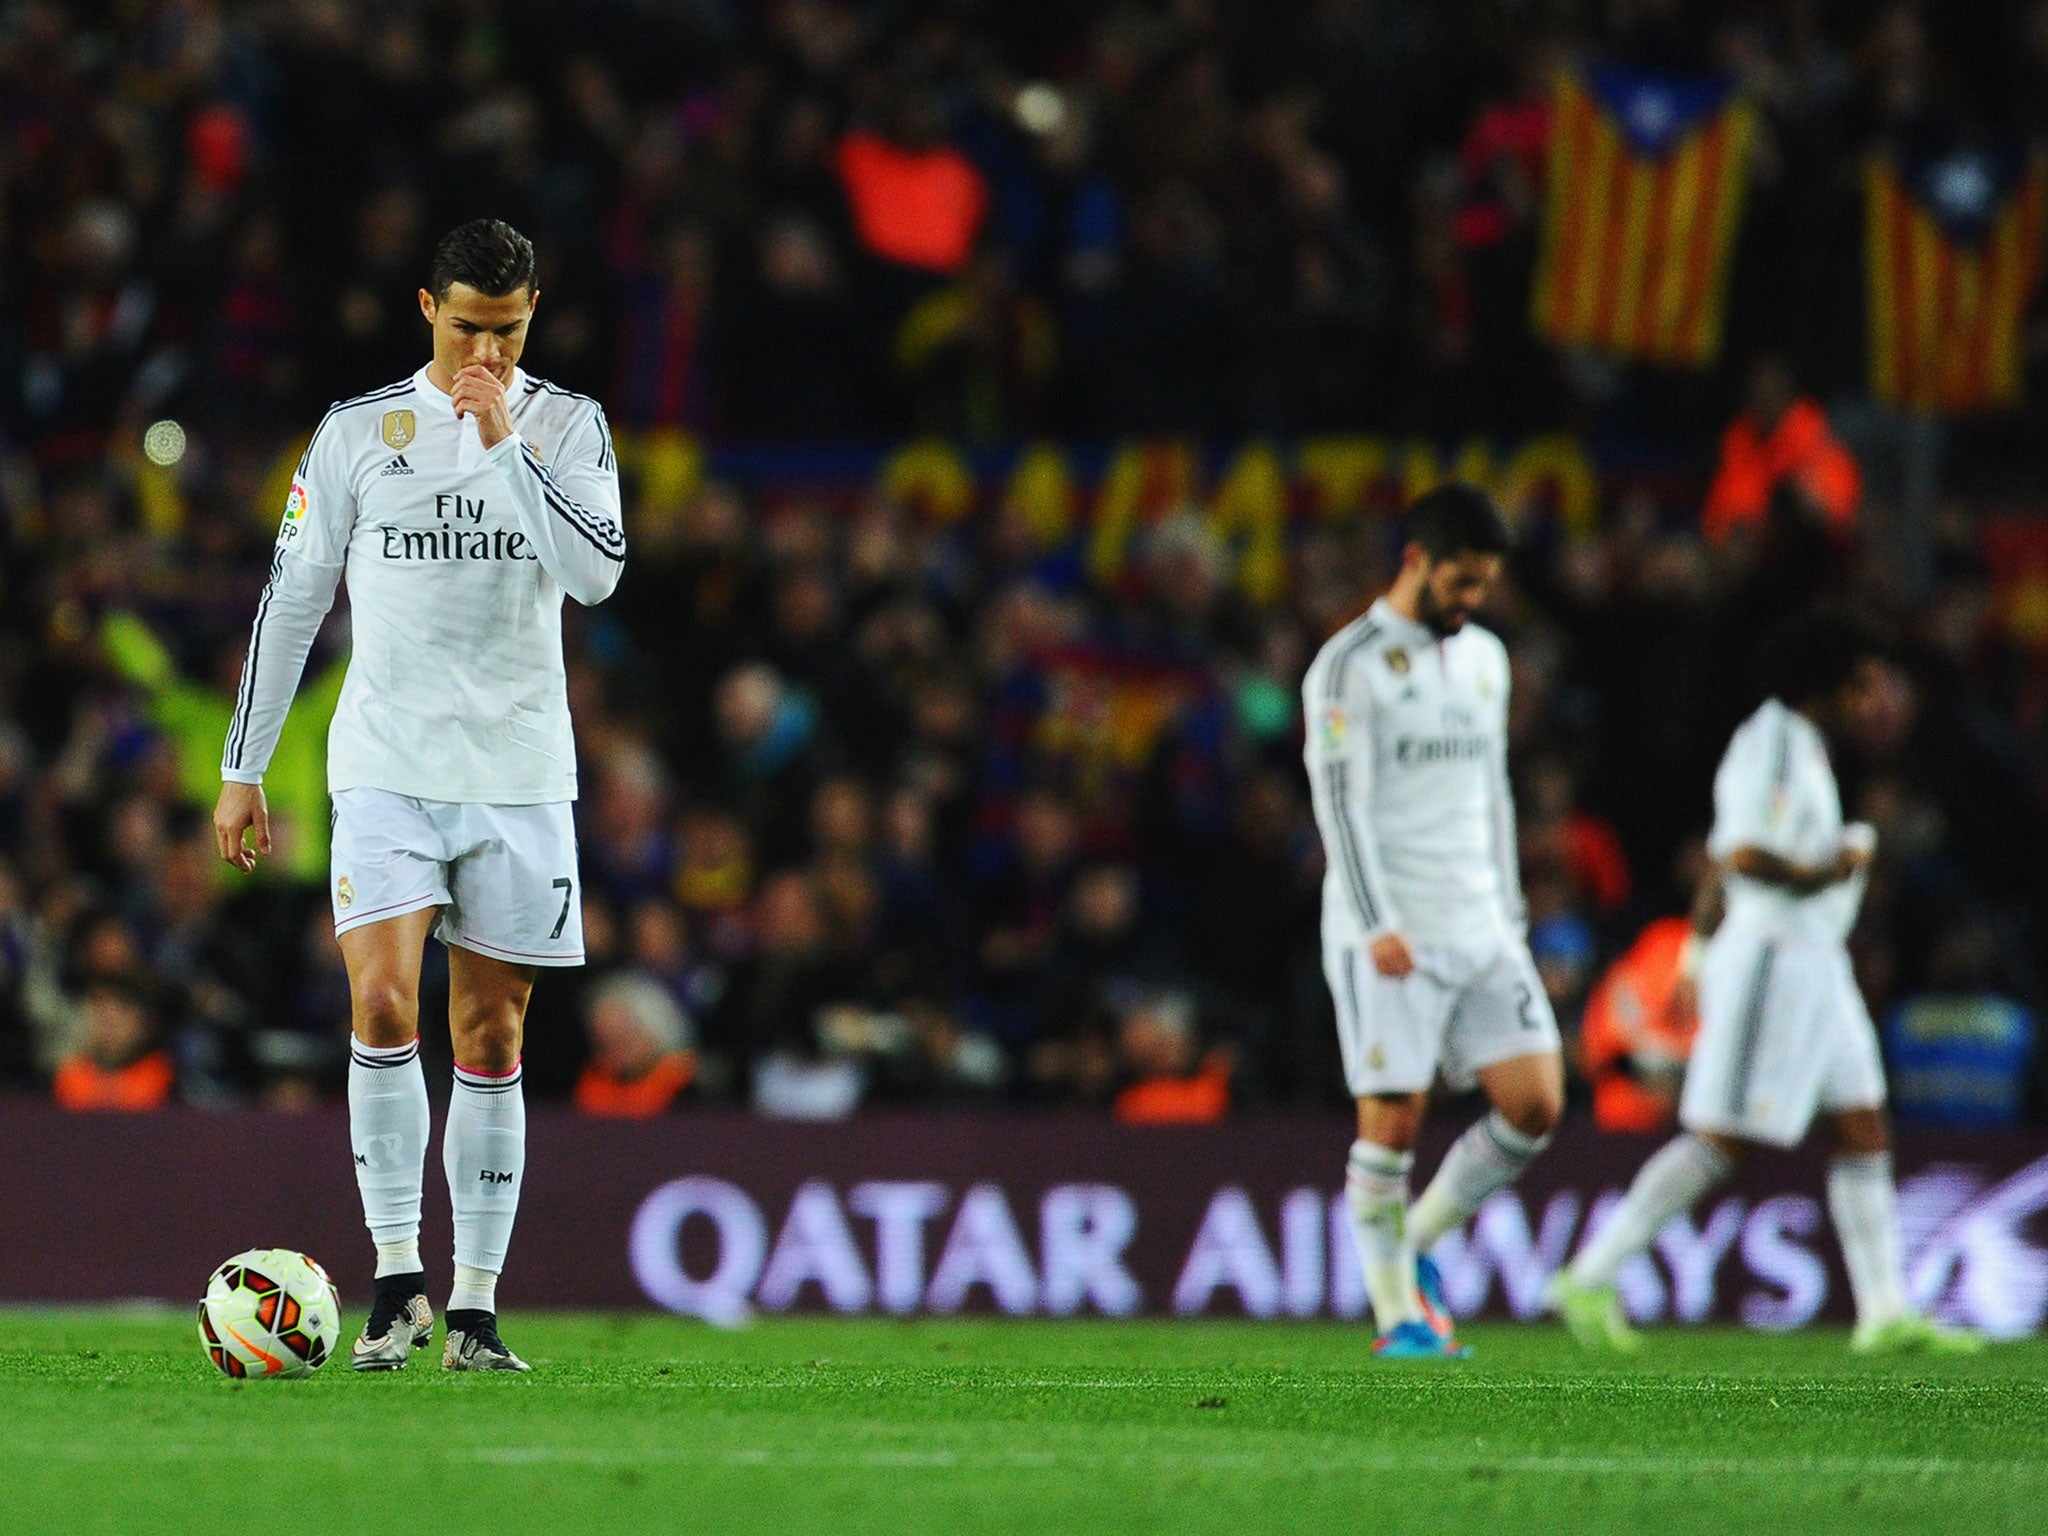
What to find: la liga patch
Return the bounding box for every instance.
[1319,705,1348,754]
[279,481,308,541]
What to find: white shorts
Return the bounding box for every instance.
[329,788,585,967]
[1324,937,1561,1097]
[1680,927,1885,1146]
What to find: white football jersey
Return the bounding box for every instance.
[1706,699,1868,943]
[1302,598,1523,948]
[221,365,624,805]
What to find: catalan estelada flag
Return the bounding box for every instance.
[1866,149,2046,413]
[1531,65,1755,367]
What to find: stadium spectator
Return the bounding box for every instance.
[574,973,698,1119]
[1702,356,1863,546]
[0,0,2043,1128]
[971,787,1083,1057]
[1578,916,1702,1133]
[836,103,990,277]
[1111,989,1232,1125]
[714,663,828,869]
[732,870,866,1116]
[672,806,758,967]
[52,975,174,1113]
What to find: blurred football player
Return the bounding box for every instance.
[1547,610,1981,1355]
[1303,483,1562,1359]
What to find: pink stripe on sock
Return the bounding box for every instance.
[453,1058,522,1080]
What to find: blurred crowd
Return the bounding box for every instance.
[18,0,2048,446]
[2,0,2047,1122]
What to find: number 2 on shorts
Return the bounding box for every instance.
[550,877,573,940]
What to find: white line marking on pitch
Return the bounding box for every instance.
[6,1441,2043,1480]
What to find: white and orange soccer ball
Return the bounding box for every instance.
[198,1249,341,1379]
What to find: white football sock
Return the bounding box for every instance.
[1828,1152,1908,1328]
[444,1059,526,1279]
[1346,1140,1421,1332]
[448,1263,499,1315]
[1410,1111,1552,1253]
[1570,1133,1732,1289]
[347,1037,429,1278]
[375,1239,423,1277]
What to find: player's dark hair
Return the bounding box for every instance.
[428,219,536,301]
[1404,482,1513,561]
[1757,608,1887,708]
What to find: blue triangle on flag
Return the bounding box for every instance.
[1584,64,1735,160]
[1897,146,2030,245]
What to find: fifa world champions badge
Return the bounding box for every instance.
[382,409,416,450]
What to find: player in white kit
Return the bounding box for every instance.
[213,220,624,1372]
[1304,484,1563,1360]
[1546,611,1980,1354]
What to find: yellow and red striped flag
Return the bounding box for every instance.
[1531,65,1755,367]
[1866,149,2046,414]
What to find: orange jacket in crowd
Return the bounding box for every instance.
[836,130,987,275]
[1701,399,1861,545]
[1579,917,1699,1133]
[1114,1057,1232,1125]
[53,1050,175,1112]
[573,1052,696,1118]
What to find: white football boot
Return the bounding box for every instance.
[351,1288,434,1372]
[442,1314,531,1372]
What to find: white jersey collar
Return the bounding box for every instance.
[1369,596,1437,645]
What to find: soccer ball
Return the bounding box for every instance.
[198,1249,341,1379]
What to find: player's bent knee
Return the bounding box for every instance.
[350,978,419,1045]
[454,1030,519,1075]
[1356,1093,1426,1151]
[450,1008,522,1074]
[1480,1054,1564,1140]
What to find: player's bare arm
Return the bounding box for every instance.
[1690,863,1727,937]
[1723,841,1871,894]
[1670,864,1725,1017]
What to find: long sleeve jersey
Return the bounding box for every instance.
[1302,598,1524,949]
[221,365,625,805]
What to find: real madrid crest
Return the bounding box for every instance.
[336,875,355,910]
[1385,647,1411,675]
[381,409,416,451]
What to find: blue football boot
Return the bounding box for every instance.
[1416,1252,1455,1341]
[1373,1318,1472,1360]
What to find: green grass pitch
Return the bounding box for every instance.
[4,1309,2044,1535]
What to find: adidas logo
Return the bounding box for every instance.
[379,455,414,477]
